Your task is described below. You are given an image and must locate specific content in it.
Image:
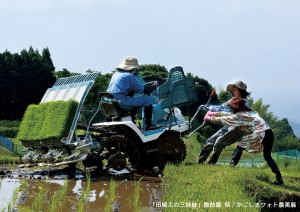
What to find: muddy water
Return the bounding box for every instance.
[0,168,162,212]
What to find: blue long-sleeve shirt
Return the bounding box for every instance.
[107,70,155,107]
[107,70,144,94]
[209,98,250,112]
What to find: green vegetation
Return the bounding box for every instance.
[0,120,20,138]
[0,47,56,120]
[162,163,300,211]
[132,179,142,212]
[17,100,78,146]
[0,120,23,156]
[104,180,117,212]
[0,147,20,164]
[8,179,53,212]
[140,64,168,85]
[184,132,202,164]
[7,185,19,211]
[6,180,28,212]
[32,179,50,211]
[163,165,259,211]
[1,53,298,151]
[161,132,300,212]
[250,98,300,150]
[1,52,299,211]
[54,68,79,79]
[77,174,91,212]
[49,179,68,212]
[18,180,31,212]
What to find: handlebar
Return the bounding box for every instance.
[187,89,215,138]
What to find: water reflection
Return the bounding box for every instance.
[0,178,21,210]
[0,170,162,211]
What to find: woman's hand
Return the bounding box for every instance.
[204,111,217,122]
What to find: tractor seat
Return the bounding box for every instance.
[99,92,139,119]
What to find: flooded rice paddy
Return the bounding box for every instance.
[0,167,162,211]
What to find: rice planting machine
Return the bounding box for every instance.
[19,67,198,174]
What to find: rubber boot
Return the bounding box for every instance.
[144,105,158,131]
[267,159,284,185]
[197,147,212,164]
[230,146,245,167]
[208,153,220,165]
[273,173,284,185]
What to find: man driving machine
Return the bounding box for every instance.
[107,56,158,130]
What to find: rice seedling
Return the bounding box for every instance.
[7,202,12,212]
[19,207,32,212]
[77,173,91,212]
[49,179,68,212]
[32,189,45,211]
[77,190,86,211]
[19,180,28,192]
[132,179,142,212]
[160,129,300,212]
[11,184,19,206]
[18,100,78,145]
[32,179,50,211]
[104,179,117,212]
[15,180,31,211]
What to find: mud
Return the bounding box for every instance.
[0,166,162,211]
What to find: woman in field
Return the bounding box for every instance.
[198,81,250,164]
[204,97,284,185]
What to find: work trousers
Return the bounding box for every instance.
[198,126,229,163]
[207,127,245,164]
[231,129,282,177]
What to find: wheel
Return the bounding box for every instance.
[108,134,144,169]
[82,153,103,171]
[155,132,186,166]
[68,162,77,172]
[108,152,126,171]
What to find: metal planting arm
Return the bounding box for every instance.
[188,89,215,138]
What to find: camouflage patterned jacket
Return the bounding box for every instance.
[210,111,270,153]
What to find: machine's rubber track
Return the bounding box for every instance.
[155,132,187,166]
[82,153,103,171]
[108,134,145,169]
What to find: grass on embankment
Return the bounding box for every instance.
[163,164,300,211]
[161,132,300,211]
[0,147,20,164]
